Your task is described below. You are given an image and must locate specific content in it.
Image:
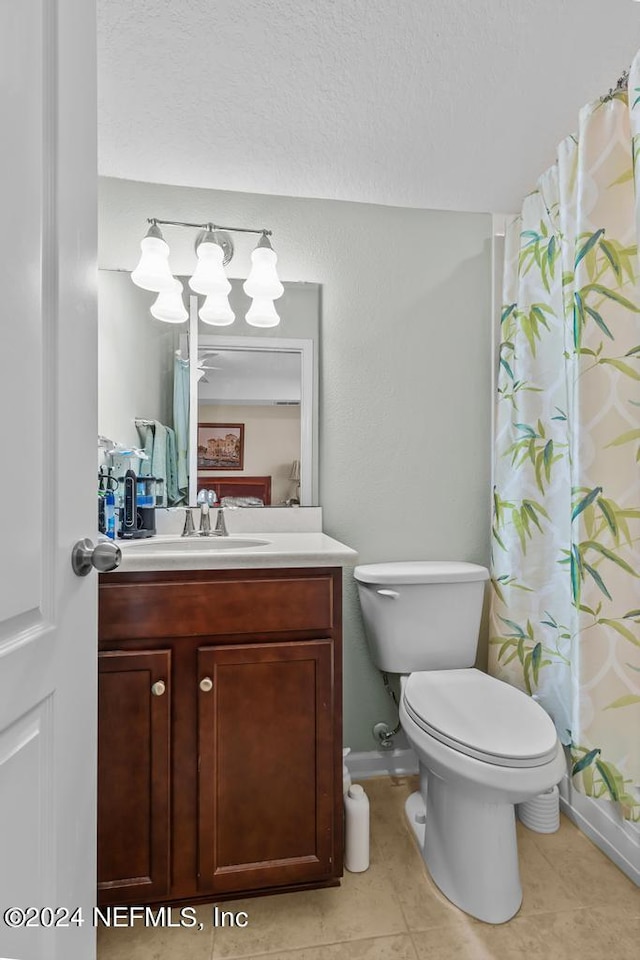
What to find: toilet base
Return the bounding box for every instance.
[405,776,523,925]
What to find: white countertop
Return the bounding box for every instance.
[113,531,358,573]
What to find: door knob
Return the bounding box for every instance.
[199,677,213,692]
[151,680,166,697]
[71,537,122,577]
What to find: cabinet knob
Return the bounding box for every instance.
[199,677,213,693]
[151,680,166,697]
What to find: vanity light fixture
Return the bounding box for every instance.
[243,235,284,299]
[189,230,231,296]
[150,278,189,324]
[243,234,284,326]
[245,296,281,328]
[131,222,175,292]
[131,218,283,327]
[200,292,235,326]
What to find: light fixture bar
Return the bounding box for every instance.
[147,217,272,237]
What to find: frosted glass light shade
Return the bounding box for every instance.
[199,293,235,326]
[150,279,188,323]
[245,297,280,327]
[131,235,175,292]
[243,245,284,300]
[189,241,231,296]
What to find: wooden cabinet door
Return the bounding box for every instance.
[97,649,171,904]
[197,640,336,893]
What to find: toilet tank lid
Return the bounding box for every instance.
[354,561,490,585]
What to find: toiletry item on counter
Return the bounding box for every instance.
[105,490,116,539]
[98,466,118,536]
[344,783,370,872]
[119,469,138,539]
[98,494,106,535]
[117,469,157,539]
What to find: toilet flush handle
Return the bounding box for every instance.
[376,589,399,599]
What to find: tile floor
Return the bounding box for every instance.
[98,776,639,960]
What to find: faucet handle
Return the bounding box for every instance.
[182,508,196,537]
[214,508,228,537]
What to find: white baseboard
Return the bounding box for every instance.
[346,748,419,780]
[346,751,639,886]
[558,775,639,885]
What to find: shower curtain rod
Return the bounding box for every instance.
[600,68,630,102]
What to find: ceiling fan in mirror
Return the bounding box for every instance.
[196,353,223,383]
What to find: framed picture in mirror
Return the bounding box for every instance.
[197,423,244,471]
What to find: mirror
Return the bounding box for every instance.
[98,270,319,506]
[192,334,314,506]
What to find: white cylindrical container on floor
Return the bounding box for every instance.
[344,783,370,872]
[517,784,560,833]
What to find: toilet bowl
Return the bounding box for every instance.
[399,669,565,924]
[353,561,565,925]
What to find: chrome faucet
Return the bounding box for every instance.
[182,507,196,537]
[199,501,211,536]
[213,507,228,537]
[181,491,227,537]
[198,488,218,507]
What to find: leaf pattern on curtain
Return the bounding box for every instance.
[489,61,640,821]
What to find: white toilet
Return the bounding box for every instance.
[354,560,565,924]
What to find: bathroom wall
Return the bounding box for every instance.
[198,403,301,504]
[98,176,493,751]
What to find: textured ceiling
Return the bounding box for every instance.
[97,0,640,213]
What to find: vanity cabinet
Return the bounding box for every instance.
[97,649,171,904]
[196,639,335,894]
[97,566,343,906]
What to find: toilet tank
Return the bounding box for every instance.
[354,561,489,673]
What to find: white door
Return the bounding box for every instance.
[0,2,100,959]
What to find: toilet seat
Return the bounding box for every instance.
[403,669,558,768]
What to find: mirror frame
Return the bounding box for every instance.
[186,297,316,507]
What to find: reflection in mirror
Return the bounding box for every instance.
[98,270,178,454]
[192,335,314,506]
[98,270,319,507]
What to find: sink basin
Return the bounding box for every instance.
[123,536,270,551]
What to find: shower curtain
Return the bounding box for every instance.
[489,60,640,821]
